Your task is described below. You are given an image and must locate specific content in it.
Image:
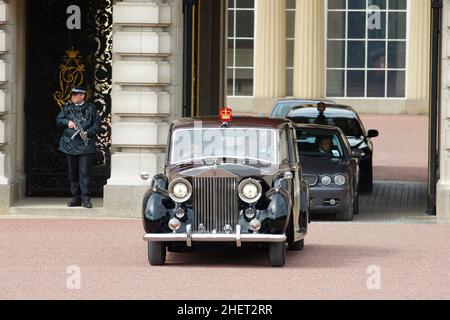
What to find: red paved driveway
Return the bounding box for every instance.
[0,218,449,300]
[359,114,429,182]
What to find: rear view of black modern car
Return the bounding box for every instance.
[287,103,379,193]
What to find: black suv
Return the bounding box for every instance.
[286,103,379,193]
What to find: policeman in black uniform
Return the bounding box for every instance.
[56,87,101,209]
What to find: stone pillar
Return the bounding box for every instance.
[438,0,450,222]
[106,0,182,217]
[437,0,450,222]
[0,0,25,213]
[406,0,431,113]
[254,0,286,99]
[293,0,324,99]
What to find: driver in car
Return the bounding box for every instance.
[316,136,333,156]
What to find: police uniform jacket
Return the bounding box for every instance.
[56,102,100,155]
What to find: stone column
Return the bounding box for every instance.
[254,0,286,99]
[406,0,431,113]
[437,0,450,222]
[0,0,25,213]
[106,0,182,217]
[293,0,325,99]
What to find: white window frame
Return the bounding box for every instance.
[286,1,296,97]
[324,0,409,99]
[227,0,256,98]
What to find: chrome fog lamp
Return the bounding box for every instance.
[238,179,262,204]
[175,207,186,219]
[168,218,181,232]
[321,176,332,186]
[249,219,262,232]
[334,175,346,186]
[168,178,192,203]
[244,207,257,220]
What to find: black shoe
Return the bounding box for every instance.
[67,201,82,207]
[82,202,93,209]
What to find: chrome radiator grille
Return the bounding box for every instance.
[193,177,238,233]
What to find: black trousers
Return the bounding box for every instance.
[66,154,95,203]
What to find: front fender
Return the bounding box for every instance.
[142,175,172,234]
[262,188,292,233]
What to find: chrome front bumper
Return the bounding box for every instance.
[143,225,286,248]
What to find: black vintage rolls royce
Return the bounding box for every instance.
[141,110,310,267]
[296,124,362,221]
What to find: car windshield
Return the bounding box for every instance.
[292,116,363,137]
[297,130,346,159]
[170,128,278,165]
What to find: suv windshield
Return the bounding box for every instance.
[297,130,346,159]
[292,116,363,137]
[170,128,278,164]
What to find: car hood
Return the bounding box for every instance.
[166,163,282,186]
[300,156,348,176]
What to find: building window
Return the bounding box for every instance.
[286,0,296,97]
[227,0,255,97]
[326,0,407,98]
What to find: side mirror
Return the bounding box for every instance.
[351,150,366,159]
[140,172,150,181]
[367,130,379,138]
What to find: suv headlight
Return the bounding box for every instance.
[168,178,192,203]
[321,176,332,186]
[334,175,346,186]
[238,179,262,204]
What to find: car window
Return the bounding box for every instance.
[296,130,346,159]
[272,103,296,118]
[292,116,363,137]
[170,128,278,164]
[279,129,289,164]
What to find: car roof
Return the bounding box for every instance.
[287,104,357,118]
[294,123,342,131]
[171,116,292,131]
[275,99,336,105]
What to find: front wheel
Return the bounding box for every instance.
[148,242,167,266]
[353,194,359,216]
[288,239,304,251]
[337,200,354,221]
[269,242,286,267]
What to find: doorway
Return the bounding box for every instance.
[25,0,112,197]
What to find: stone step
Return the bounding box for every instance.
[7,198,109,218]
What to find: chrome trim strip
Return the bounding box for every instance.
[143,231,286,244]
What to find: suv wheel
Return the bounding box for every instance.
[337,200,354,221]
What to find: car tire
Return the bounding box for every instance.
[353,194,359,215]
[359,160,373,193]
[148,242,167,266]
[269,242,286,267]
[337,200,354,221]
[288,239,304,251]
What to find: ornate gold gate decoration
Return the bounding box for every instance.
[52,47,86,109]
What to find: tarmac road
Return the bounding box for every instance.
[0,218,449,300]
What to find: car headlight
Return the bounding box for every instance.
[168,178,192,203]
[238,179,262,204]
[334,175,346,186]
[321,176,332,186]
